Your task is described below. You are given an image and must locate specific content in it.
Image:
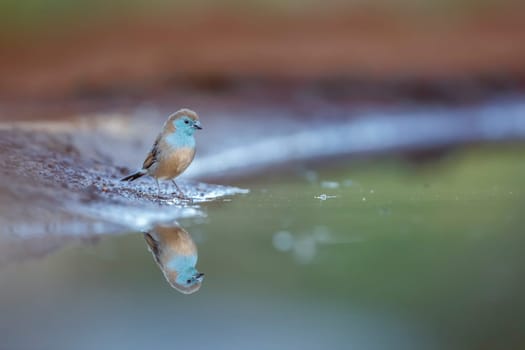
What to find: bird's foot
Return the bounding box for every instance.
[155,194,168,203]
[172,192,193,203]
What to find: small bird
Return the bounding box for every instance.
[144,224,204,294]
[121,109,202,199]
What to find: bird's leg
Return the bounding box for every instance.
[155,178,162,199]
[171,180,190,200]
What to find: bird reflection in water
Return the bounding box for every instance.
[144,224,204,294]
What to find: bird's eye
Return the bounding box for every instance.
[186,279,192,284]
[184,119,189,124]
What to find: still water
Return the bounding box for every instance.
[1,145,524,350]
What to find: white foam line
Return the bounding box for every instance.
[186,99,525,177]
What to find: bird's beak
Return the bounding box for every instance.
[193,121,203,130]
[195,272,205,280]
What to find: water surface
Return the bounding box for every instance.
[0,97,524,349]
[1,143,524,349]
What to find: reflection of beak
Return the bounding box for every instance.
[193,121,203,130]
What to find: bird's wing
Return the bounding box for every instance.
[144,233,162,266]
[142,135,161,170]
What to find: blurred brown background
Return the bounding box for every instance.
[1,0,524,114]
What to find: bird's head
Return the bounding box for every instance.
[168,109,202,136]
[171,268,205,295]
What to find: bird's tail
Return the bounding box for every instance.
[121,169,147,182]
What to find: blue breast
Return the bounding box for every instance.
[165,132,195,149]
[166,254,198,272]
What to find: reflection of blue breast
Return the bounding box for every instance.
[166,254,198,272]
[166,132,196,149]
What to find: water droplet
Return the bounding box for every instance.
[272,231,294,252]
[315,194,337,200]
